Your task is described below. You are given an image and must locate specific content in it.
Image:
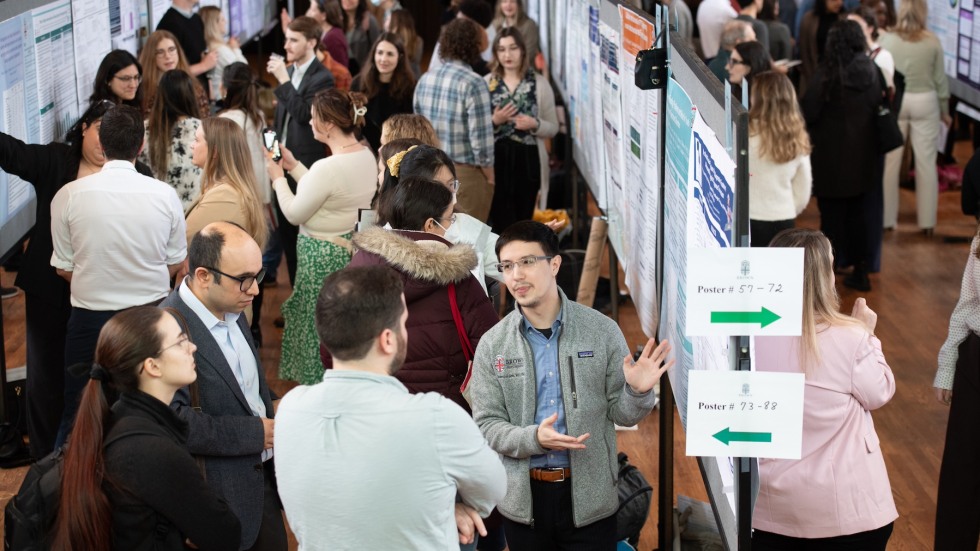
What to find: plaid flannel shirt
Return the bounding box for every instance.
[413,60,494,167]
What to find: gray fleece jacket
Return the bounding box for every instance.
[470,289,656,528]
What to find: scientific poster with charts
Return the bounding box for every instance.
[72,0,112,113]
[929,0,963,82]
[587,5,605,206]
[32,0,78,143]
[0,14,35,230]
[598,20,625,258]
[619,5,661,337]
[660,80,696,425]
[552,0,566,93]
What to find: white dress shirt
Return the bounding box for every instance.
[50,160,186,310]
[696,0,738,59]
[275,371,506,550]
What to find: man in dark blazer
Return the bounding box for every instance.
[162,221,286,551]
[265,15,334,288]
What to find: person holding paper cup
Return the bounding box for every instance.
[753,228,897,550]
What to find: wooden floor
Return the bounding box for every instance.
[2,162,975,550]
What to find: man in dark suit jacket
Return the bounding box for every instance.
[162,221,286,551]
[265,15,335,288]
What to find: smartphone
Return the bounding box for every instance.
[263,128,282,162]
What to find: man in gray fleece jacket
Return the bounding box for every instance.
[470,221,673,549]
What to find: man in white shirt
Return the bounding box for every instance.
[50,104,186,447]
[161,222,285,551]
[275,265,506,550]
[696,0,738,59]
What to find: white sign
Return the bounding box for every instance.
[686,247,803,336]
[686,370,804,459]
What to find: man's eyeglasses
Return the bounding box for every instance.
[205,267,267,292]
[495,255,554,274]
[113,74,142,83]
[155,46,178,57]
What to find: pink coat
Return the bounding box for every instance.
[753,324,898,538]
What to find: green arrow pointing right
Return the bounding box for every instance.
[713,427,773,445]
[710,307,781,328]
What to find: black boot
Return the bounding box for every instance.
[844,262,871,292]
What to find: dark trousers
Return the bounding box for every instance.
[244,461,288,551]
[749,219,794,248]
[24,291,71,458]
[752,522,893,550]
[489,139,541,234]
[502,480,617,551]
[274,175,299,286]
[935,332,980,550]
[817,194,871,272]
[55,307,119,448]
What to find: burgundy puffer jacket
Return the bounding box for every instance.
[320,228,498,411]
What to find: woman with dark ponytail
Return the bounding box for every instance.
[52,306,240,551]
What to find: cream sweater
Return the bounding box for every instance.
[748,135,812,221]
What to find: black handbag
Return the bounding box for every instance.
[875,67,904,154]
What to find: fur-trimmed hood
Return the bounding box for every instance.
[352,227,478,285]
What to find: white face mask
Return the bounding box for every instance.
[436,218,461,243]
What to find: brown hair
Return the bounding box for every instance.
[439,18,483,62]
[146,70,201,180]
[769,229,862,374]
[388,10,420,61]
[199,118,268,250]
[493,0,529,28]
[313,88,368,134]
[749,72,811,163]
[381,114,440,147]
[52,306,177,550]
[489,26,530,77]
[139,31,193,113]
[289,15,323,47]
[356,33,416,103]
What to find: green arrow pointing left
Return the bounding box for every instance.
[710,307,781,328]
[712,427,773,445]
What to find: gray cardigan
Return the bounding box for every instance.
[470,289,656,527]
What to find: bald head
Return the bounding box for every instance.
[187,222,264,317]
[720,20,754,51]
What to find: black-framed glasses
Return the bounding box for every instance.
[726,57,748,67]
[204,266,267,291]
[495,255,554,273]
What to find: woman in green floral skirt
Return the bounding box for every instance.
[266,89,378,384]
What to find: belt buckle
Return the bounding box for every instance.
[544,467,565,482]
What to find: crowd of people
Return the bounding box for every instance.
[1,0,977,549]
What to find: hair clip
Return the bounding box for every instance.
[385,144,418,177]
[353,105,368,125]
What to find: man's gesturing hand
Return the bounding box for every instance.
[623,338,674,394]
[536,413,589,450]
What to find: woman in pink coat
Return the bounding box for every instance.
[752,228,898,550]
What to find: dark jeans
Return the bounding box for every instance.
[24,291,71,458]
[56,307,119,448]
[274,175,299,286]
[935,332,980,550]
[490,139,541,234]
[749,219,794,248]
[817,194,871,272]
[244,461,288,551]
[502,479,617,551]
[752,523,893,550]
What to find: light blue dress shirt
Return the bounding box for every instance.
[522,306,570,469]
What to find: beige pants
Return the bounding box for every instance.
[455,164,494,223]
[883,91,941,230]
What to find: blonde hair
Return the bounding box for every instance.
[749,72,811,164]
[769,229,863,375]
[199,118,268,251]
[139,31,194,113]
[381,114,440,147]
[893,0,931,41]
[199,6,226,49]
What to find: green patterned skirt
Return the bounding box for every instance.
[279,233,352,384]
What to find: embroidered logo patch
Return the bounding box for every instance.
[578,351,594,358]
[494,355,506,373]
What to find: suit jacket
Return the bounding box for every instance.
[273,60,334,169]
[162,285,275,550]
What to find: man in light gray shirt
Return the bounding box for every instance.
[275,265,506,550]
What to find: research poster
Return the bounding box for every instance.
[598,19,626,261]
[660,80,696,425]
[72,0,112,113]
[0,14,34,231]
[32,0,78,143]
[619,5,662,337]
